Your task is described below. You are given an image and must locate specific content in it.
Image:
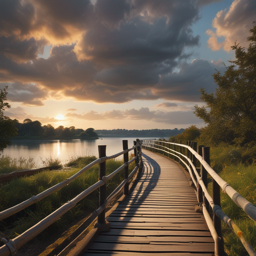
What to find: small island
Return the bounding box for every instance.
[80,128,99,140]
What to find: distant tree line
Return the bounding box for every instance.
[96,129,184,138]
[13,119,98,140]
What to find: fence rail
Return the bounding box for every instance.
[142,139,256,256]
[0,139,143,256]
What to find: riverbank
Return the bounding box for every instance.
[0,155,136,254]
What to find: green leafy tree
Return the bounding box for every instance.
[169,125,200,143]
[0,87,17,151]
[194,24,256,145]
[80,128,98,139]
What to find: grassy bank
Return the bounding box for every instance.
[0,155,36,174]
[209,145,256,255]
[0,155,135,242]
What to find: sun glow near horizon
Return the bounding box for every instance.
[55,114,65,121]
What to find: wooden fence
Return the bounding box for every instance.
[0,139,143,256]
[142,139,256,256]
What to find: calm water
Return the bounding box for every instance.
[3,137,164,167]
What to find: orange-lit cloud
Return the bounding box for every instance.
[206,0,256,52]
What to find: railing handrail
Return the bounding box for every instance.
[0,141,143,256]
[142,139,256,256]
[143,139,256,223]
[0,145,137,221]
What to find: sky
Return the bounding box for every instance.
[0,0,255,130]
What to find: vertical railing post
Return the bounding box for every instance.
[192,142,197,168]
[186,141,190,160]
[136,139,143,175]
[98,145,106,224]
[202,147,210,211]
[198,145,204,204]
[123,140,129,196]
[134,141,138,167]
[213,178,225,255]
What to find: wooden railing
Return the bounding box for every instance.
[142,139,256,256]
[0,139,143,256]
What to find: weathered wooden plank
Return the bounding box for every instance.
[108,217,205,223]
[101,228,212,237]
[88,242,214,252]
[85,253,214,256]
[95,235,214,243]
[109,222,209,230]
[84,150,214,255]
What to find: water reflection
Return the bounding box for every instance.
[3,137,165,167]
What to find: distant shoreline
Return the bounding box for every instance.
[10,135,163,141]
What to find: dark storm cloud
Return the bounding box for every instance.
[0,36,46,62]
[95,0,131,27]
[0,0,225,105]
[154,59,226,101]
[0,81,48,106]
[0,45,95,90]
[0,0,35,37]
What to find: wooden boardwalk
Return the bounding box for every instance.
[84,149,214,255]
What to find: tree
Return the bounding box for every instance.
[194,23,256,145]
[169,125,200,143]
[80,128,98,139]
[0,87,17,151]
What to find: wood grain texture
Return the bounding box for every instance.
[84,149,214,255]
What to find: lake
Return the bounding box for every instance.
[2,137,165,167]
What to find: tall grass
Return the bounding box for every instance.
[0,156,36,174]
[0,155,135,241]
[198,144,256,255]
[215,163,256,255]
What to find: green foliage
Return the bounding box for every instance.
[194,23,256,145]
[0,156,36,174]
[169,125,200,143]
[0,87,17,151]
[0,156,135,240]
[218,162,256,255]
[41,157,62,169]
[80,128,98,139]
[66,156,97,168]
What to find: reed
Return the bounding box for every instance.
[0,156,135,241]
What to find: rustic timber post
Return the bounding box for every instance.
[202,147,210,211]
[198,145,204,204]
[186,141,190,160]
[98,145,106,224]
[174,143,177,161]
[123,140,129,196]
[192,142,197,168]
[136,139,143,175]
[134,141,139,167]
[213,176,225,255]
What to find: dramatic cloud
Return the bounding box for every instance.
[67,108,77,112]
[206,0,256,52]
[154,59,226,101]
[0,0,231,105]
[66,107,202,125]
[0,82,48,106]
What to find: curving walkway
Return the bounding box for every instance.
[84,149,214,255]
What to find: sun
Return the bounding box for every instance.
[55,114,65,121]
